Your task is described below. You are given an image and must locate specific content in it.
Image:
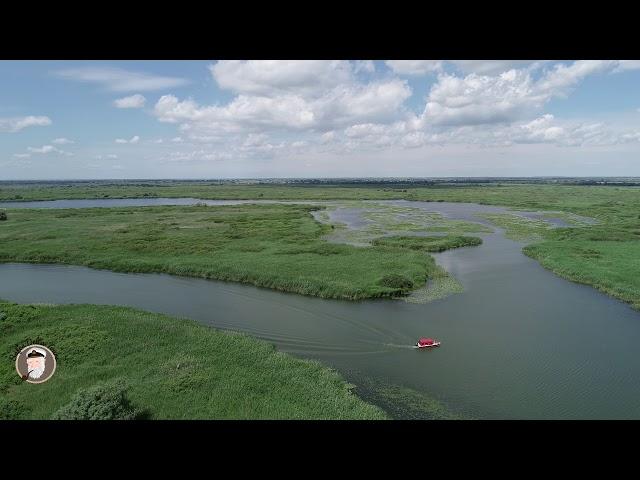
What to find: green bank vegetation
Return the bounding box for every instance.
[0,300,387,419]
[0,204,477,300]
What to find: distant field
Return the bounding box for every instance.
[2,180,640,207]
[0,300,386,419]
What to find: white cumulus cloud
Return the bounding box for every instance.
[449,60,540,75]
[115,135,140,144]
[28,145,59,154]
[421,61,618,128]
[0,116,52,133]
[385,60,443,75]
[422,69,544,126]
[25,144,73,155]
[210,60,354,97]
[114,94,146,108]
[536,60,616,97]
[143,59,640,165]
[154,78,411,137]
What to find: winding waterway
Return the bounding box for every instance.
[1,199,639,419]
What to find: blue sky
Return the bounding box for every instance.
[2,60,640,179]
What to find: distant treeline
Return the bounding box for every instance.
[2,177,640,188]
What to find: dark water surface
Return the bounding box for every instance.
[1,200,638,418]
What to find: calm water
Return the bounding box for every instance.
[1,199,639,418]
[0,198,303,209]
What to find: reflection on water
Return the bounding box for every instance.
[0,200,635,419]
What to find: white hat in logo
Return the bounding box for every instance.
[27,347,47,358]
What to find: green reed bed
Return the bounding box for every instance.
[0,204,473,300]
[0,300,386,419]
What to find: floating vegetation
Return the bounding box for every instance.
[538,211,598,226]
[354,375,465,420]
[480,213,553,242]
[315,202,490,247]
[401,266,464,304]
[481,210,597,243]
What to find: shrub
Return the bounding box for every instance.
[51,380,145,420]
[377,274,413,290]
[0,211,7,221]
[0,398,26,419]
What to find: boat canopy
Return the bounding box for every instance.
[418,337,434,346]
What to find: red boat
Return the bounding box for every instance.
[415,337,441,349]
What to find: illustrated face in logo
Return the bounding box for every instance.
[16,344,57,384]
[26,348,47,379]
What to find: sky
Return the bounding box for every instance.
[2,59,640,179]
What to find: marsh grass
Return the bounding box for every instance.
[0,204,458,300]
[480,213,551,242]
[315,202,489,247]
[0,300,387,419]
[524,241,640,310]
[372,235,482,252]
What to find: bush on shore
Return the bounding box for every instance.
[51,379,145,420]
[378,274,414,291]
